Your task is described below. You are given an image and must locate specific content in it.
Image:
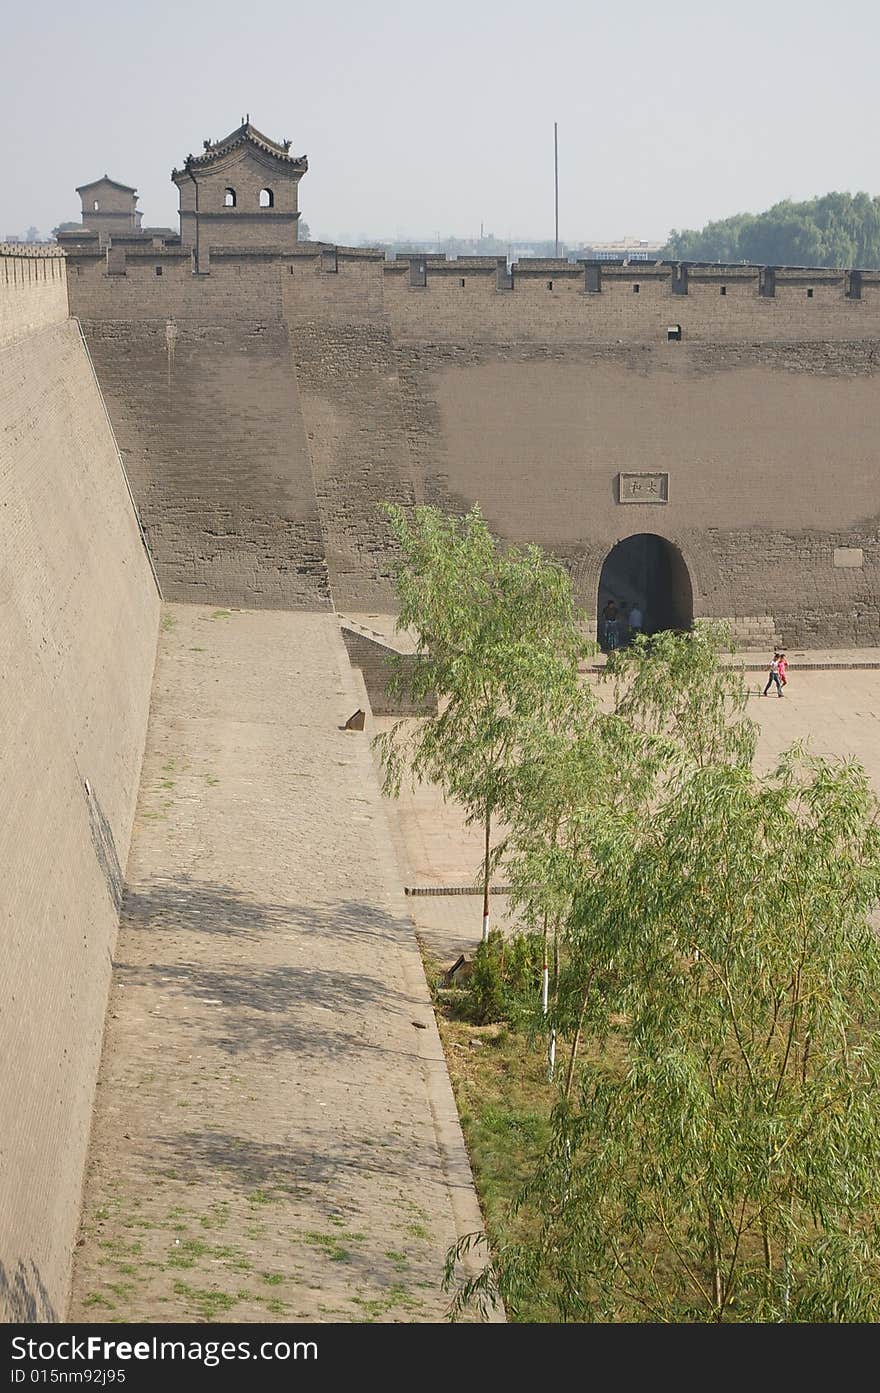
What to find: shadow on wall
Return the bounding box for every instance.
[85,781,124,912]
[0,1258,57,1322]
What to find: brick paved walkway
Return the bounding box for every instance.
[69,607,488,1323]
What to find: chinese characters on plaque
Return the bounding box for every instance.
[618,472,669,504]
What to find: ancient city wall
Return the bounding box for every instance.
[0,249,160,1320]
[0,245,68,345]
[384,258,880,344]
[66,244,880,644]
[384,257,880,647]
[282,251,416,609]
[69,247,330,608]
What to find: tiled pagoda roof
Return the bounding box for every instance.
[173,120,307,175]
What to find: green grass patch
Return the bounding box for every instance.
[171,1282,238,1321]
[300,1231,356,1263]
[435,1003,557,1322]
[81,1292,113,1309]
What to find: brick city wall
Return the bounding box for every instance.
[282,252,416,610]
[384,257,880,647]
[70,247,330,608]
[393,337,880,646]
[0,251,160,1319]
[384,257,880,344]
[340,628,436,716]
[0,245,68,346]
[65,244,880,645]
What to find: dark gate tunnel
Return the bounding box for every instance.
[597,534,693,649]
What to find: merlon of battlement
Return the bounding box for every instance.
[1,244,65,258]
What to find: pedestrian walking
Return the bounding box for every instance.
[763,652,783,698]
[628,604,643,641]
[777,652,788,689]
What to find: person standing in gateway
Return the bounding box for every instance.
[628,604,643,641]
[602,599,620,651]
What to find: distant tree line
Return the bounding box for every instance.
[664,192,880,268]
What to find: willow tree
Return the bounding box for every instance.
[448,749,880,1322]
[503,624,750,1081]
[605,622,757,774]
[374,503,587,941]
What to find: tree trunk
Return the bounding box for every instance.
[708,1209,723,1317]
[564,988,591,1099]
[481,803,491,943]
[763,1225,773,1299]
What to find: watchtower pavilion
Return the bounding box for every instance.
[75,176,142,245]
[172,117,308,253]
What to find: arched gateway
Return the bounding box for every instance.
[598,534,693,649]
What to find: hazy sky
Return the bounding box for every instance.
[3,0,879,245]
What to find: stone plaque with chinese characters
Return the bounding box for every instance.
[618,471,669,504]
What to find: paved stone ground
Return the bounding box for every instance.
[69,606,490,1323]
[379,655,880,966]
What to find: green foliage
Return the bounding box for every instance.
[664,192,880,268]
[374,504,590,921]
[376,504,880,1321]
[461,930,544,1025]
[605,622,756,775]
[450,750,880,1322]
[375,503,588,803]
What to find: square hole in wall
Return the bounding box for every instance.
[547,280,553,290]
[633,283,640,293]
[720,285,727,295]
[155,266,163,276]
[460,278,465,288]
[807,287,814,298]
[667,324,682,342]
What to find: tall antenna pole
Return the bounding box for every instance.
[554,121,559,257]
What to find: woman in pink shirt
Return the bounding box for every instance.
[777,653,788,689]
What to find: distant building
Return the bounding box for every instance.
[75,177,142,246]
[575,237,666,262]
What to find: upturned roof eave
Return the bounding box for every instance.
[173,122,307,176]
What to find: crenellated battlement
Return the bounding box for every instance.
[0,243,65,258]
[1,245,68,345]
[380,251,880,300]
[58,235,880,347]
